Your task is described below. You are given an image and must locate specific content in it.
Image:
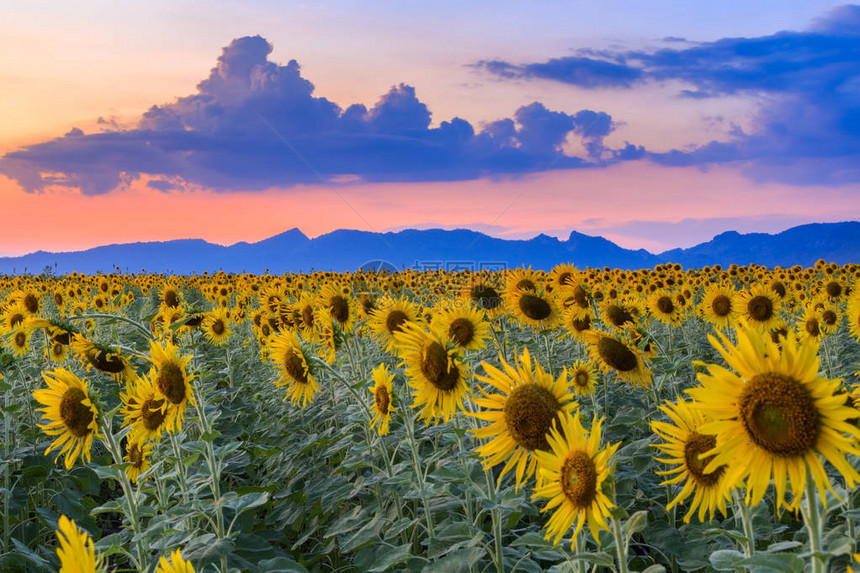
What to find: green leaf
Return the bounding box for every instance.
[623,510,649,536]
[257,557,309,573]
[709,549,746,571]
[422,547,485,573]
[641,565,667,573]
[740,553,804,573]
[569,552,616,567]
[763,541,802,553]
[223,491,270,514]
[354,543,414,572]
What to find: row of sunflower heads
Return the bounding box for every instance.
[54,513,194,572]
[652,320,860,527]
[31,336,196,484]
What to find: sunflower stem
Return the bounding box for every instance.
[403,410,434,543]
[802,466,826,573]
[732,492,755,558]
[480,461,505,573]
[610,514,629,573]
[169,430,190,507]
[67,313,153,340]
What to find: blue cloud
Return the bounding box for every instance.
[476,4,860,185]
[0,36,636,195]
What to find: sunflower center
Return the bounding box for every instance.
[656,296,674,314]
[821,310,837,326]
[141,398,166,431]
[515,279,536,292]
[573,371,590,388]
[60,387,94,438]
[825,281,842,298]
[596,337,637,372]
[53,331,71,345]
[52,343,64,358]
[448,318,475,346]
[419,342,460,391]
[561,451,598,509]
[157,362,188,404]
[571,285,589,309]
[23,293,39,314]
[738,373,819,457]
[805,318,820,337]
[771,281,787,298]
[374,385,390,416]
[211,319,225,335]
[557,272,573,286]
[14,331,26,348]
[746,295,773,321]
[284,349,309,385]
[88,350,126,374]
[605,305,633,327]
[683,432,724,486]
[9,313,24,328]
[127,443,143,465]
[570,316,591,332]
[329,296,350,323]
[301,305,314,328]
[385,310,408,334]
[163,289,179,308]
[711,295,732,317]
[471,285,502,310]
[518,293,552,320]
[503,384,561,451]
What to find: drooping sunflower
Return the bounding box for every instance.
[313,310,342,364]
[368,296,421,354]
[567,360,598,397]
[33,368,100,469]
[71,334,134,380]
[532,412,619,547]
[292,293,320,342]
[471,347,575,489]
[55,514,103,573]
[431,305,490,352]
[124,439,153,484]
[149,339,196,431]
[393,322,469,423]
[557,280,592,320]
[737,285,782,330]
[268,330,320,407]
[369,363,396,436]
[121,372,171,442]
[154,548,195,573]
[688,322,860,509]
[582,330,652,388]
[202,307,231,346]
[650,398,733,523]
[699,283,738,329]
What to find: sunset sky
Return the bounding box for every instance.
[2,1,859,256]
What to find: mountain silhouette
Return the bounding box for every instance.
[1,222,857,275]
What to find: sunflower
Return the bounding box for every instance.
[582,330,652,388]
[506,286,562,331]
[688,322,860,510]
[699,283,738,329]
[847,292,860,340]
[647,290,684,326]
[557,281,592,320]
[55,514,103,573]
[737,285,782,330]
[124,439,153,483]
[202,307,231,346]
[121,372,171,442]
[369,363,396,436]
[292,293,320,342]
[796,305,826,344]
[0,301,28,334]
[8,288,41,316]
[368,296,421,354]
[460,281,504,317]
[506,267,542,294]
[650,398,733,523]
[549,263,580,289]
[567,361,598,397]
[33,368,100,469]
[268,330,320,407]
[158,282,183,310]
[149,339,195,431]
[598,297,643,330]
[561,307,594,341]
[7,327,31,356]
[532,412,619,547]
[71,334,134,380]
[431,305,490,352]
[471,347,575,489]
[314,310,342,364]
[48,338,70,363]
[154,548,195,573]
[393,322,469,423]
[317,283,356,334]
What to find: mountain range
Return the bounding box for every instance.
[1,222,858,275]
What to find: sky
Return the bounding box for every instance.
[2,1,859,256]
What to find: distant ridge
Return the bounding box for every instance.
[0,222,857,275]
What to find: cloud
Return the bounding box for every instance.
[0,35,636,195]
[476,4,860,185]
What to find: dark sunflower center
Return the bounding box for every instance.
[771,281,787,298]
[14,331,26,348]
[746,295,774,322]
[738,373,819,457]
[157,362,187,404]
[60,387,94,438]
[605,305,633,327]
[329,295,350,323]
[23,294,39,314]
[127,443,143,465]
[53,331,71,346]
[596,336,638,372]
[503,384,561,451]
[89,350,126,374]
[571,285,589,309]
[211,319,225,335]
[821,310,837,326]
[419,342,460,391]
[561,450,598,508]
[374,385,390,416]
[518,293,552,320]
[515,279,536,292]
[770,327,789,343]
[54,293,64,306]
[284,349,309,384]
[557,272,573,286]
[141,398,166,431]
[656,296,674,314]
[301,305,314,328]
[573,371,590,388]
[52,343,64,358]
[9,313,24,328]
[711,295,732,317]
[825,281,842,298]
[385,310,408,334]
[470,285,502,310]
[448,318,475,346]
[163,289,179,308]
[805,318,820,337]
[683,432,724,486]
[570,316,591,332]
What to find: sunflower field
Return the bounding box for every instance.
[1,261,860,573]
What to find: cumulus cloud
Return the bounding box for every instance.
[0,35,637,195]
[476,4,860,185]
